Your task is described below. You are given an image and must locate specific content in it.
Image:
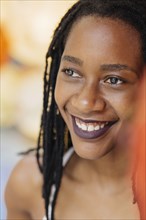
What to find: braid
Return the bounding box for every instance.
[51,113,65,220]
[38,2,86,219]
[36,0,146,219]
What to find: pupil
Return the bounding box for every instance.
[111,78,118,84]
[69,70,73,75]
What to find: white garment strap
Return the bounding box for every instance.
[63,147,74,167]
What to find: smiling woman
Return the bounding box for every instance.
[5,1,146,220]
[55,16,141,161]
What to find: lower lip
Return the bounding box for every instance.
[72,116,116,140]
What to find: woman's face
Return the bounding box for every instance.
[55,16,143,160]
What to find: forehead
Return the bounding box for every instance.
[66,16,141,48]
[63,16,142,71]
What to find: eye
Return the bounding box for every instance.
[62,68,81,78]
[104,76,124,85]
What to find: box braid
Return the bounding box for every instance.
[35,0,146,219]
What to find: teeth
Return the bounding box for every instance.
[95,125,100,130]
[100,124,104,129]
[81,124,87,131]
[76,121,81,128]
[75,118,108,132]
[88,125,94,131]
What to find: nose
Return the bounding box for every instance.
[71,84,106,114]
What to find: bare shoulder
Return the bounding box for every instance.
[5,154,43,219]
[5,153,43,198]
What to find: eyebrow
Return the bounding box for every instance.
[100,64,137,74]
[62,55,83,66]
[62,55,137,75]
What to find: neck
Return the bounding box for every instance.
[70,144,133,187]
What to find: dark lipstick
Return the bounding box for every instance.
[72,116,117,139]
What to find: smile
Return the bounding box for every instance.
[71,115,118,139]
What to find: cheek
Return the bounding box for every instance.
[54,75,74,109]
[55,72,82,110]
[107,88,138,120]
[54,76,63,108]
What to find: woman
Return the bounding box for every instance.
[5,0,146,219]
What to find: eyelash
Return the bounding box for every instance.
[61,68,126,86]
[61,68,81,78]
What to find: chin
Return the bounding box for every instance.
[71,136,115,160]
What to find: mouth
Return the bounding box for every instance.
[71,115,118,139]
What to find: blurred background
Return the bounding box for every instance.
[1,1,76,219]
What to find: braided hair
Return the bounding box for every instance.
[36,0,146,219]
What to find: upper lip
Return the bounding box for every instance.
[71,114,119,123]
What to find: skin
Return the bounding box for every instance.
[5,16,144,219]
[5,155,45,219]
